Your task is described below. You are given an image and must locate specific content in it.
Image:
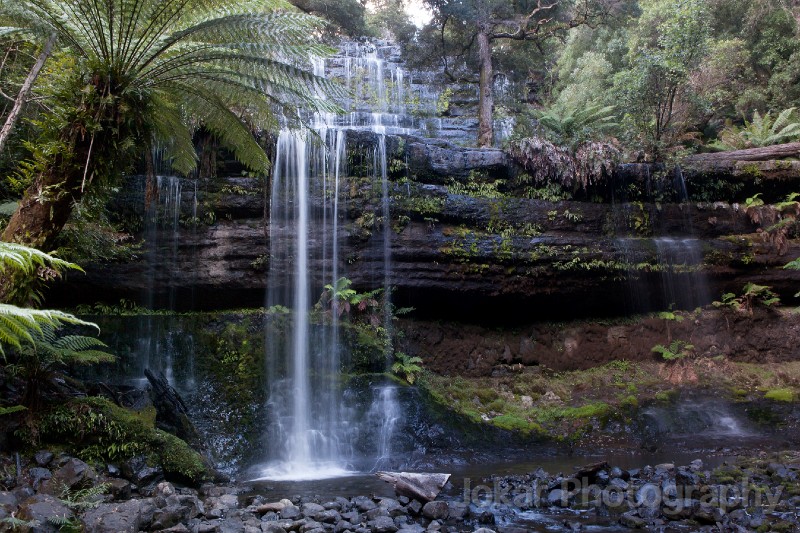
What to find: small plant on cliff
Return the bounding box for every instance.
[532,103,618,148]
[391,352,423,384]
[657,310,684,343]
[652,340,694,361]
[319,277,383,326]
[713,283,780,314]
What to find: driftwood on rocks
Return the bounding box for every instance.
[375,471,451,502]
[144,369,199,447]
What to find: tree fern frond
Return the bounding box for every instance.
[0,243,82,282]
[177,86,269,172]
[148,92,198,175]
[772,107,796,134]
[52,334,108,351]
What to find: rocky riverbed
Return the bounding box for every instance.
[2,449,798,532]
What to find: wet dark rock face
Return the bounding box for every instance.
[49,139,799,321]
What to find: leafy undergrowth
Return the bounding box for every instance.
[17,397,210,485]
[421,359,800,440]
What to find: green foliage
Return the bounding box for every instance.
[446,178,507,198]
[391,352,423,384]
[58,482,110,511]
[27,397,210,483]
[0,243,101,361]
[533,104,618,148]
[288,0,368,36]
[320,277,383,325]
[657,311,684,322]
[1,0,343,249]
[712,108,800,150]
[744,193,765,208]
[0,242,82,307]
[509,136,621,191]
[652,339,694,361]
[713,283,780,313]
[0,405,26,416]
[612,0,711,155]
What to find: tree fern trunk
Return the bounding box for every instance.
[1,131,89,250]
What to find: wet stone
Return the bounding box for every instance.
[314,509,341,523]
[369,515,398,533]
[281,505,302,520]
[366,507,390,520]
[34,451,54,467]
[619,512,645,528]
[446,502,468,520]
[421,501,448,520]
[29,467,51,489]
[353,497,377,512]
[405,500,422,515]
[302,503,326,516]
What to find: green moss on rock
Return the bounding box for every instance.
[26,397,211,485]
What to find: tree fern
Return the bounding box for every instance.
[0,243,109,408]
[1,0,345,248]
[712,108,800,150]
[0,243,81,278]
[0,0,343,177]
[533,104,618,147]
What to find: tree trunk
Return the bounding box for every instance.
[477,29,494,148]
[1,131,90,250]
[0,33,56,154]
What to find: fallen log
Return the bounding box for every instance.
[375,471,451,502]
[685,143,800,164]
[682,143,800,181]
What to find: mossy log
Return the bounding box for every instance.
[684,143,800,181]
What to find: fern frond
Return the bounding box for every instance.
[0,243,81,277]
[0,304,98,357]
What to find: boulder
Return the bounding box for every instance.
[34,451,54,467]
[375,472,450,502]
[17,494,73,533]
[82,498,154,533]
[39,458,96,495]
[421,501,448,520]
[122,455,163,487]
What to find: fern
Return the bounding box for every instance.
[0,516,38,529]
[533,103,618,147]
[712,108,800,150]
[59,482,110,510]
[0,405,26,416]
[0,0,344,177]
[652,340,694,361]
[0,304,98,357]
[392,352,424,384]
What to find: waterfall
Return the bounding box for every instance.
[258,41,404,480]
[368,386,401,469]
[135,175,198,390]
[654,237,711,310]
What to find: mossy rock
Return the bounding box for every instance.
[764,388,795,402]
[27,397,211,485]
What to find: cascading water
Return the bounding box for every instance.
[136,174,198,390]
[368,386,401,470]
[653,237,711,310]
[259,41,406,479]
